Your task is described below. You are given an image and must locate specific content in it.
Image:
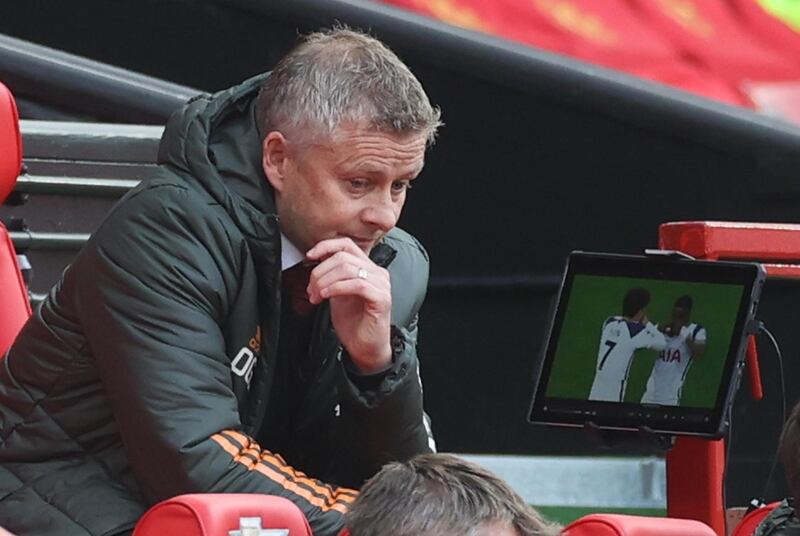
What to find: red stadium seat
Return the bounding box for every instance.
[627,0,800,85]
[0,81,30,356]
[0,83,21,204]
[730,0,800,62]
[132,494,312,536]
[561,513,716,536]
[730,502,781,536]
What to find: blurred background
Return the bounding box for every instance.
[3,0,800,523]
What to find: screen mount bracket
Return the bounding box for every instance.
[643,249,696,261]
[583,420,675,453]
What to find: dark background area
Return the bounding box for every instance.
[3,0,800,504]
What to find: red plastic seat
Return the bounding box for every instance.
[132,494,312,536]
[0,82,21,204]
[730,502,781,536]
[562,514,716,536]
[0,81,30,356]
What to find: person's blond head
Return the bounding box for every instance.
[345,453,561,536]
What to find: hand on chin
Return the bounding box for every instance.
[306,237,392,372]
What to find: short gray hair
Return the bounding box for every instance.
[345,454,561,536]
[256,27,441,145]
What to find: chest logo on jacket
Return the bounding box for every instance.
[231,326,261,387]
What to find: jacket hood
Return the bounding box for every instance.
[157,73,277,240]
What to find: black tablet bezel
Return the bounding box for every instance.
[528,251,765,438]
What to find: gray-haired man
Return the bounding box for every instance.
[0,28,440,536]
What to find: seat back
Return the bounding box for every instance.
[0,82,21,204]
[562,514,717,536]
[0,81,31,356]
[132,494,312,536]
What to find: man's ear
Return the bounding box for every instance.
[262,131,289,193]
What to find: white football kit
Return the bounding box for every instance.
[641,323,707,406]
[588,317,667,402]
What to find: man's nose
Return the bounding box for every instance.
[362,199,399,232]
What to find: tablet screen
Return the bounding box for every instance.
[529,252,764,437]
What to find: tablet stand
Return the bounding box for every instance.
[656,221,800,536]
[583,421,674,453]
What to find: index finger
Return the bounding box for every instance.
[306,237,370,262]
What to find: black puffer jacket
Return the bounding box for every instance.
[0,74,434,536]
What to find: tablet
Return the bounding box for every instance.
[528,251,765,438]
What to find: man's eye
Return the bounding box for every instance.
[349,179,369,190]
[392,180,412,193]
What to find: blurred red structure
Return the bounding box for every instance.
[659,221,800,535]
[660,221,800,277]
[377,0,800,121]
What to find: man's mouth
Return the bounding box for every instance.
[343,235,378,251]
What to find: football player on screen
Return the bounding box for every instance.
[641,295,707,406]
[589,287,668,402]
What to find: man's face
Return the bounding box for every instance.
[262,124,427,254]
[671,306,690,327]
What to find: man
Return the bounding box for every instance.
[752,399,800,535]
[641,295,706,406]
[341,453,560,536]
[0,28,439,536]
[588,287,667,402]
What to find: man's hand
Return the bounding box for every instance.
[679,325,693,341]
[306,238,392,373]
